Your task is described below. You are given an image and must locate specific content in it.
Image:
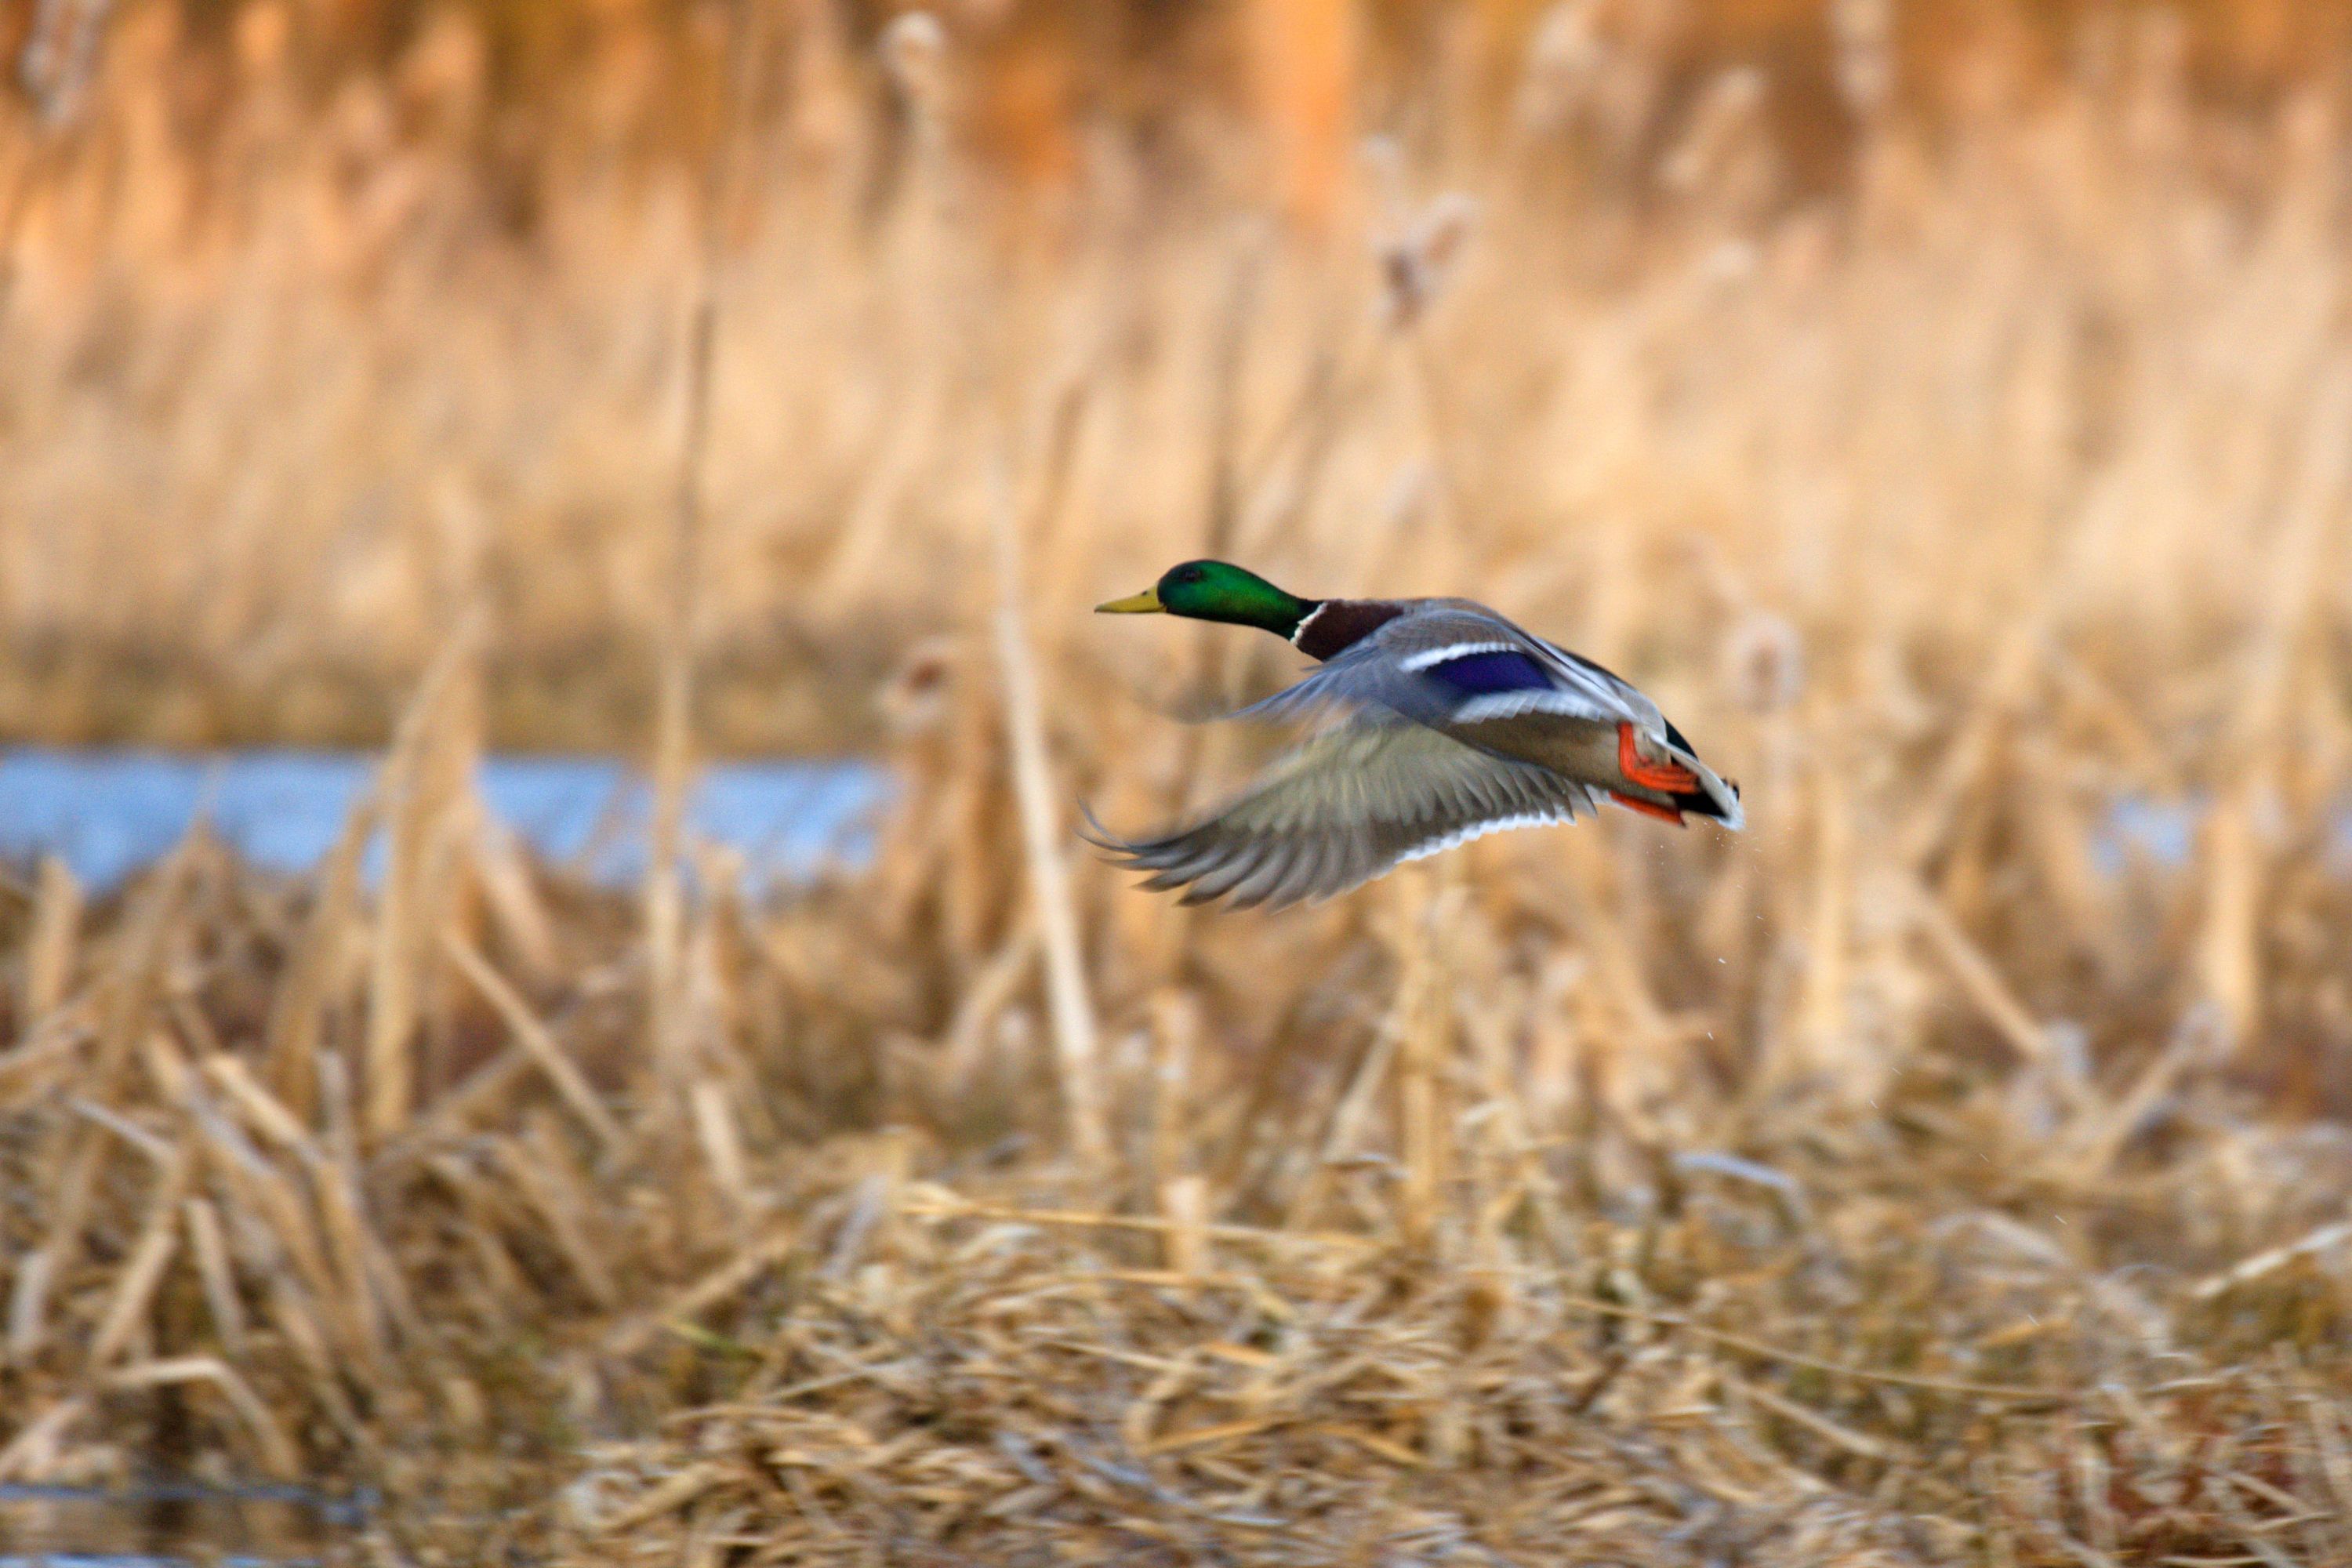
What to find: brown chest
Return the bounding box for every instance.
[1293,599,1407,660]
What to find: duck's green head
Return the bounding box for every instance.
[1096,560,1316,638]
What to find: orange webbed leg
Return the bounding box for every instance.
[1617,723,1700,793]
[1609,791,1686,825]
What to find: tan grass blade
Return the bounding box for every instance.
[2195,367,2351,1048]
[1911,882,2053,1065]
[107,1357,301,1479]
[1392,870,1452,1250]
[474,818,558,982]
[263,793,374,1117]
[1283,1009,1401,1232]
[366,615,482,1141]
[989,457,1104,1164]
[86,1142,194,1369]
[1159,1174,1210,1279]
[22,855,81,1028]
[310,1048,395,1367]
[647,0,757,1093]
[499,1120,620,1309]
[688,1073,753,1232]
[937,913,1039,1096]
[442,930,623,1156]
[183,1195,247,1357]
[1787,757,1852,1087]
[1146,988,1197,1200]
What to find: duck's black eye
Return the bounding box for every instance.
[1178,566,1204,583]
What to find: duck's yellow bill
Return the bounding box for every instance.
[1095,588,1164,614]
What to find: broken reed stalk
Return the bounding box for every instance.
[265,797,372,1117]
[22,855,80,1025]
[365,613,481,1142]
[442,930,624,1157]
[1393,868,1454,1250]
[645,261,715,1087]
[1147,989,1196,1200]
[0,0,107,335]
[87,1142,191,1369]
[1787,751,1851,1087]
[648,0,758,1086]
[989,456,1105,1166]
[9,829,198,1360]
[2195,364,2351,1052]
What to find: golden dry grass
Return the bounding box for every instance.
[6,2,2352,1564]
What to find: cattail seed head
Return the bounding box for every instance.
[878,635,962,737]
[880,11,948,114]
[1515,0,1604,136]
[1830,0,1894,120]
[1380,191,1480,328]
[21,0,115,126]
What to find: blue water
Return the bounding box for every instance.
[0,747,889,893]
[1,1559,315,1567]
[0,1480,363,1566]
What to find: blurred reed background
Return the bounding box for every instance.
[6,1,2352,1563]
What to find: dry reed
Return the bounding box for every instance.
[4,3,2352,1564]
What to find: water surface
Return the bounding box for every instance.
[0,747,888,892]
[0,1479,362,1566]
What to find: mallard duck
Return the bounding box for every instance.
[1091,560,1742,909]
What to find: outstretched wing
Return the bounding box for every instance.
[1234,601,1747,826]
[1240,604,1650,732]
[1085,717,1599,910]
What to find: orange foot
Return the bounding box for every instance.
[1610,791,1686,824]
[1617,722,1700,793]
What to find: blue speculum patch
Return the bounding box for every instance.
[1419,649,1553,696]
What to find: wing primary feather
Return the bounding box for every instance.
[1227,838,1301,909]
[1087,699,1619,909]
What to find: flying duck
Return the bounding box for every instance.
[1090,559,1742,909]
